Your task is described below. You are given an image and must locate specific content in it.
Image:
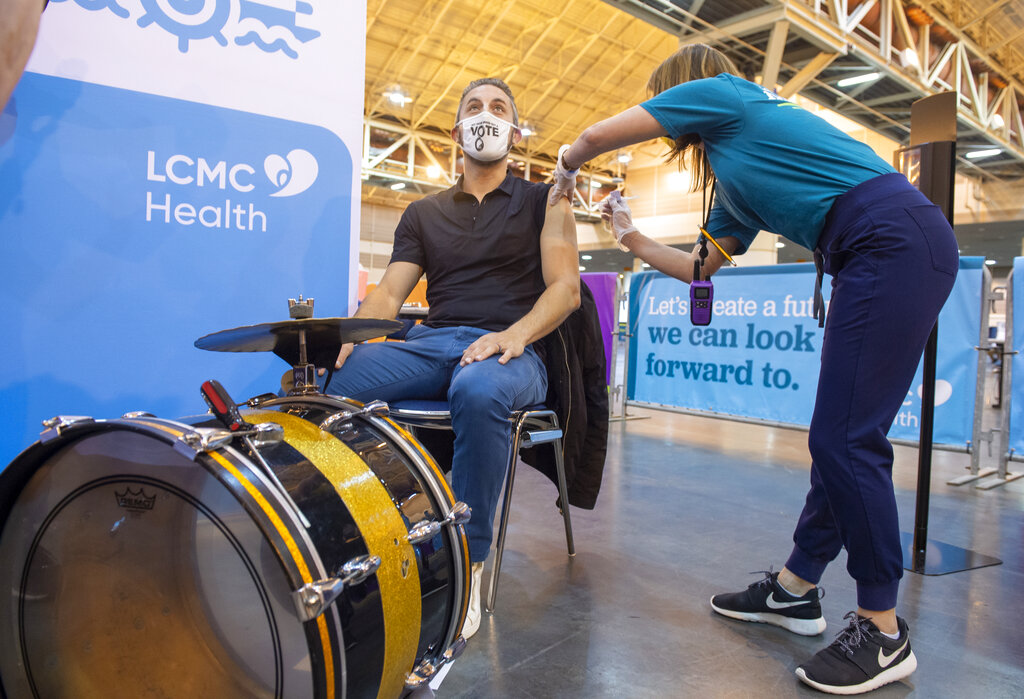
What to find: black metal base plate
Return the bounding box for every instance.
[901,532,1002,576]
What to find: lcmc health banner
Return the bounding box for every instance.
[1,1,366,463]
[627,258,982,446]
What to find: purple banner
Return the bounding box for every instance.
[582,273,617,385]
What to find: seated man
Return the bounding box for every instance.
[326,77,580,638]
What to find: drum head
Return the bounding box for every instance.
[0,429,317,699]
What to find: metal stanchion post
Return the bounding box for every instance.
[950,266,998,485]
[980,269,1023,489]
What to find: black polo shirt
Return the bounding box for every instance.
[389,171,551,332]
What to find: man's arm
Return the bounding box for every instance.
[333,260,422,369]
[461,196,580,365]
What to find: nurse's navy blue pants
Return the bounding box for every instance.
[783,173,958,611]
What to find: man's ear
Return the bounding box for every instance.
[511,127,523,146]
[450,125,460,143]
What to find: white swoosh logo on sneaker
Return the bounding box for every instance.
[765,595,809,609]
[878,638,909,668]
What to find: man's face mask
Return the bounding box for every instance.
[455,111,518,163]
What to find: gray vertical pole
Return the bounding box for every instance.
[979,269,1023,488]
[950,267,997,484]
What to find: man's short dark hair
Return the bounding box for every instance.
[456,78,519,125]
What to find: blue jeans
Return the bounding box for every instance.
[324,324,548,562]
[784,174,958,611]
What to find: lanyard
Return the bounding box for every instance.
[694,181,716,282]
[696,180,736,277]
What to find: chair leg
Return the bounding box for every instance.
[484,416,525,613]
[552,436,575,556]
[483,458,516,614]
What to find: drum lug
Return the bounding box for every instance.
[249,421,284,448]
[176,428,235,458]
[360,399,390,418]
[292,554,381,621]
[406,501,471,545]
[319,400,390,431]
[405,635,468,689]
[40,415,95,442]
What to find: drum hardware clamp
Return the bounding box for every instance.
[406,501,472,545]
[176,423,287,453]
[405,635,468,689]
[319,399,390,431]
[40,415,95,441]
[292,554,381,621]
[122,411,156,419]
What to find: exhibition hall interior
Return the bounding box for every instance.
[1,0,1023,697]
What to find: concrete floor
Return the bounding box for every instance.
[436,406,1024,698]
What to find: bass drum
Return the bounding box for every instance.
[0,394,470,699]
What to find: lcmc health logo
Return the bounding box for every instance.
[147,148,319,197]
[145,147,320,231]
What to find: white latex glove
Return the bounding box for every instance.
[548,144,579,206]
[600,191,639,247]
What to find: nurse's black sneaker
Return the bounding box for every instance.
[796,613,917,695]
[710,569,826,636]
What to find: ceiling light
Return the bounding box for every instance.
[384,89,411,106]
[990,114,1005,130]
[617,151,633,164]
[965,148,1001,159]
[582,254,593,260]
[985,259,997,266]
[775,241,786,248]
[579,266,586,271]
[426,165,442,179]
[837,72,880,88]
[390,182,406,190]
[642,263,651,268]
[520,122,534,137]
[900,48,919,69]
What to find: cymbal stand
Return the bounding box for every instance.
[288,295,320,395]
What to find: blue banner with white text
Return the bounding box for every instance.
[1009,257,1024,457]
[0,74,353,462]
[627,258,982,446]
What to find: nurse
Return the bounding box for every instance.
[550,43,957,695]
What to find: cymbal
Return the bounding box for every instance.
[195,317,404,367]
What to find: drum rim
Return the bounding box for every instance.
[0,416,346,699]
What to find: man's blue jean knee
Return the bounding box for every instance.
[323,325,547,562]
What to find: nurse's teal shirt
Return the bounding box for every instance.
[640,74,896,254]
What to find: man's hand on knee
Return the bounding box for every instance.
[460,331,525,366]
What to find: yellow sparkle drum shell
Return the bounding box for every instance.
[0,394,470,699]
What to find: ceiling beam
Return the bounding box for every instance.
[778,51,840,98]
[961,0,1014,32]
[762,19,791,88]
[411,0,520,129]
[365,0,457,117]
[679,6,787,46]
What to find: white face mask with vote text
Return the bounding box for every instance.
[455,112,518,163]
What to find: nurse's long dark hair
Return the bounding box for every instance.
[647,44,739,192]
